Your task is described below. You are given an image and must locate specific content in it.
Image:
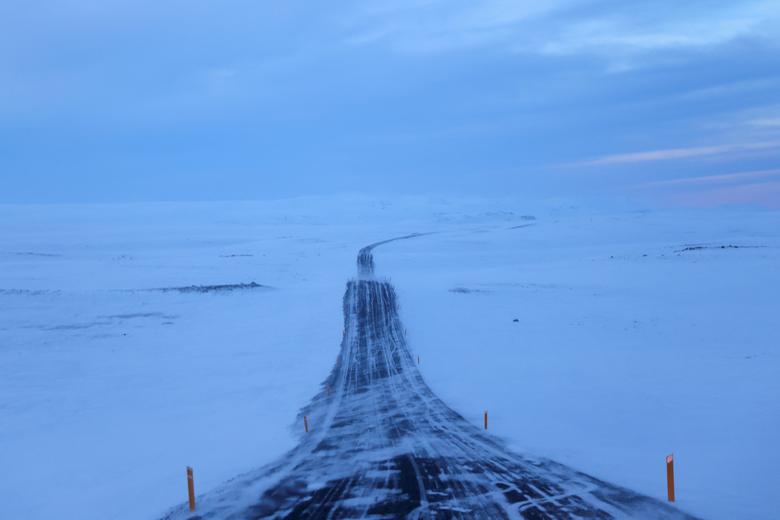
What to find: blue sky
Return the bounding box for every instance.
[2,0,779,206]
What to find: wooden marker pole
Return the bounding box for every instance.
[484,410,488,430]
[666,454,675,502]
[304,415,309,433]
[186,466,196,512]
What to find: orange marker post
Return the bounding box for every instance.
[484,410,488,430]
[666,454,675,502]
[304,415,309,433]
[186,466,196,512]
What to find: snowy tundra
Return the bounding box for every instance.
[0,196,777,519]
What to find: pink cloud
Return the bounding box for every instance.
[578,140,780,166]
[639,168,780,188]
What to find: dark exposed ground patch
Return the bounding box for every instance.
[0,289,61,296]
[8,251,61,257]
[508,223,535,229]
[104,312,178,320]
[153,282,271,293]
[675,244,765,253]
[43,321,111,331]
[449,287,492,294]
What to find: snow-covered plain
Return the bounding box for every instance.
[1,197,778,519]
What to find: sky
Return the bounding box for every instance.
[1,0,779,207]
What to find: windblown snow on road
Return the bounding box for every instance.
[162,236,696,519]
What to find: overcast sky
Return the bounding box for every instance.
[2,0,779,207]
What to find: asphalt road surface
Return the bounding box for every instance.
[163,235,699,519]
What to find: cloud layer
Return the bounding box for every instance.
[1,0,779,206]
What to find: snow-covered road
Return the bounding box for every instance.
[162,237,698,519]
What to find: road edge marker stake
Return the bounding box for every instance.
[666,454,675,502]
[186,466,196,512]
[304,415,309,433]
[484,410,488,430]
